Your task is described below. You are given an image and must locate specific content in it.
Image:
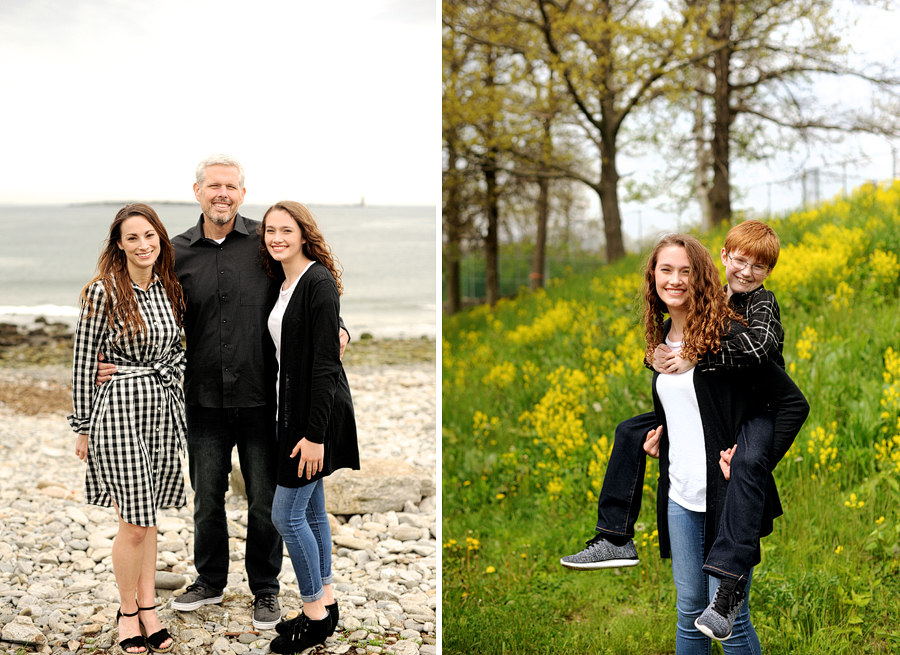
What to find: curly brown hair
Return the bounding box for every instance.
[258,201,344,295]
[642,234,742,364]
[80,203,185,342]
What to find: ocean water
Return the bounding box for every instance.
[0,203,436,339]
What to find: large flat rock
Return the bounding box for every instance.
[324,459,434,515]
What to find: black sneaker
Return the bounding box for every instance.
[252,593,281,630]
[560,535,639,570]
[269,611,330,654]
[695,578,746,641]
[276,601,338,636]
[170,583,224,611]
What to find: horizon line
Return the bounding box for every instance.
[0,200,436,208]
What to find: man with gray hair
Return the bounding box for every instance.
[99,154,349,630]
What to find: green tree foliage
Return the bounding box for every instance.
[628,0,900,227]
[700,0,900,225]
[443,2,524,308]
[448,0,717,263]
[444,1,592,308]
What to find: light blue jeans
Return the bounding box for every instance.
[668,498,762,655]
[271,480,333,602]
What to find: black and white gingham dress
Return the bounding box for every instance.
[67,278,187,527]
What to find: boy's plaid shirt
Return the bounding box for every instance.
[699,285,785,372]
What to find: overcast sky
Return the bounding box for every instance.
[0,0,437,206]
[617,1,900,242]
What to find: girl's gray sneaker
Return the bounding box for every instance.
[559,535,639,569]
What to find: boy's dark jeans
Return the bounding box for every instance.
[702,410,775,583]
[595,411,658,539]
[595,409,775,584]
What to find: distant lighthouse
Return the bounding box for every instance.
[359,195,365,207]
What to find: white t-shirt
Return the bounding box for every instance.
[268,261,316,416]
[656,336,706,512]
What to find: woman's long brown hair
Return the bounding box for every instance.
[642,234,742,364]
[80,203,185,342]
[258,201,344,295]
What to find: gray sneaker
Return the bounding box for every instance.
[560,535,639,570]
[252,593,281,630]
[170,583,224,611]
[695,579,746,641]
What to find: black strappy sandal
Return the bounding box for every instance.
[137,605,176,653]
[116,608,147,654]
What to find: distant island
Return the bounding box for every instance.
[67,200,196,207]
[66,199,387,208]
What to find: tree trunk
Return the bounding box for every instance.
[599,134,624,261]
[532,176,549,290]
[693,80,712,231]
[443,142,462,315]
[709,4,735,227]
[482,45,501,306]
[483,153,500,306]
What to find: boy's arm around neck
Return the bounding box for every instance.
[697,287,784,372]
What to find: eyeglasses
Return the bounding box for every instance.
[727,254,770,276]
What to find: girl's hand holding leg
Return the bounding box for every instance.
[643,426,664,458]
[719,444,737,480]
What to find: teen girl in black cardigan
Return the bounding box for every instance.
[258,201,360,654]
[643,234,806,653]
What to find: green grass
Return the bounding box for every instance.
[442,184,900,654]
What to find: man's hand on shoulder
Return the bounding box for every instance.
[339,328,350,360]
[95,352,117,386]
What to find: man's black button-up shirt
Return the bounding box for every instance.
[173,213,277,408]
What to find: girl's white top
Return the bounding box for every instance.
[267,260,316,417]
[656,336,706,512]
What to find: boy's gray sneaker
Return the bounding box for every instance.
[695,579,746,641]
[559,535,639,570]
[170,583,224,611]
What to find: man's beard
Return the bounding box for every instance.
[206,203,237,226]
[207,212,234,226]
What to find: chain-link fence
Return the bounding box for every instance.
[444,253,605,304]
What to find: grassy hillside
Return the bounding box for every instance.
[441,182,900,654]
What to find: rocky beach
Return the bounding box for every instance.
[0,324,437,655]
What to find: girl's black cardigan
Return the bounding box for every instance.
[274,263,360,487]
[653,320,809,563]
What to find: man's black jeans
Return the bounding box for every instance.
[185,404,282,596]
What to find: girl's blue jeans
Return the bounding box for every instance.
[271,480,334,602]
[668,498,762,655]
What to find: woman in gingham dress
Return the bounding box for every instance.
[68,203,185,654]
